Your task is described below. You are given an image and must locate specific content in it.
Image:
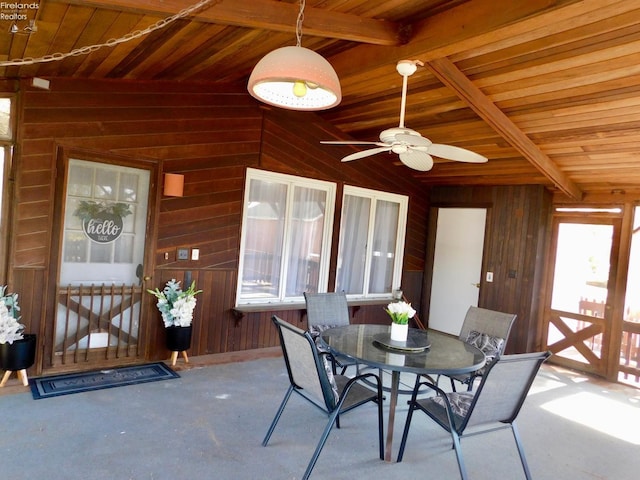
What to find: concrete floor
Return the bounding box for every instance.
[0,356,639,480]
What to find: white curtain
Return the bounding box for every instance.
[285,186,327,296]
[241,179,286,299]
[336,195,371,294]
[368,200,399,293]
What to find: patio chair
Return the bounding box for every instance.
[263,315,384,480]
[442,306,517,391]
[397,351,551,479]
[304,291,358,374]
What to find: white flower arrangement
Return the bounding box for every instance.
[0,286,24,345]
[147,279,203,328]
[385,301,416,325]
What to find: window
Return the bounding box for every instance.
[0,97,12,141]
[0,96,13,282]
[336,186,408,298]
[236,169,336,305]
[60,159,150,285]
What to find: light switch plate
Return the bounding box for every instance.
[177,248,189,260]
[191,248,200,261]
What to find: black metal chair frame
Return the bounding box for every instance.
[397,351,551,480]
[263,315,384,480]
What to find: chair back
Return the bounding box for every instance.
[462,351,551,431]
[459,306,517,352]
[304,292,350,328]
[272,315,338,410]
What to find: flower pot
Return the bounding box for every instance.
[165,325,192,352]
[0,334,37,371]
[390,322,408,342]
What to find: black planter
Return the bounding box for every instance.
[0,334,37,371]
[165,326,192,352]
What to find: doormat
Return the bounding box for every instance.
[29,362,180,400]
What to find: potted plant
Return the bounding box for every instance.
[147,279,202,363]
[0,286,36,387]
[385,300,416,342]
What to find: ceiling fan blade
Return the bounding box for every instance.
[341,146,391,162]
[399,151,434,171]
[395,133,432,147]
[321,140,387,146]
[428,144,487,163]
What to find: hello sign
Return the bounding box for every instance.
[74,201,132,244]
[83,212,124,243]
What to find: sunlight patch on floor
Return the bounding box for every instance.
[541,391,640,445]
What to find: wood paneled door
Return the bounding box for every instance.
[45,148,159,371]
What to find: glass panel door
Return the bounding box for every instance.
[621,206,640,385]
[54,159,151,365]
[544,215,620,377]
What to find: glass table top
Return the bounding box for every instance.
[320,324,485,375]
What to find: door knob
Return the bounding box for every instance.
[472,282,480,288]
[143,276,152,281]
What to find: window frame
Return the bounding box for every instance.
[235,168,336,307]
[335,185,408,300]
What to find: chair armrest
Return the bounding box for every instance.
[411,378,458,420]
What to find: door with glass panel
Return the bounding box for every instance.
[51,156,155,368]
[543,212,621,378]
[620,206,640,385]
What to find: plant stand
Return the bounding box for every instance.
[165,326,192,366]
[170,350,189,366]
[0,334,37,388]
[0,368,29,387]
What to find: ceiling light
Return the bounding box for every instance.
[247,0,341,111]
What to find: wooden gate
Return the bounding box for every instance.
[53,283,144,368]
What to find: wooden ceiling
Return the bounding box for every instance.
[3,0,640,199]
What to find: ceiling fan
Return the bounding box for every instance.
[321,60,488,171]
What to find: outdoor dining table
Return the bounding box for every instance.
[320,324,486,462]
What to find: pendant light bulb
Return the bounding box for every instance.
[293,80,307,98]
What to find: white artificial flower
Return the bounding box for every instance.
[0,299,25,345]
[147,279,202,327]
[385,301,416,325]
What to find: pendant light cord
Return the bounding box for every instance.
[0,0,221,67]
[295,0,305,47]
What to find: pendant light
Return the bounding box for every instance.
[247,0,341,111]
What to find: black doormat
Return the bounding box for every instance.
[29,362,180,400]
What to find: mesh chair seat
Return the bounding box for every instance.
[263,316,384,480]
[304,292,358,374]
[442,306,517,391]
[397,351,551,480]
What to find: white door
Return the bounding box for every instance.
[428,208,486,335]
[54,158,151,361]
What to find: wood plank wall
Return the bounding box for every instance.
[8,78,430,372]
[427,185,551,353]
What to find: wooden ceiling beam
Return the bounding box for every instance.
[328,0,596,78]
[58,0,402,45]
[427,57,582,200]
